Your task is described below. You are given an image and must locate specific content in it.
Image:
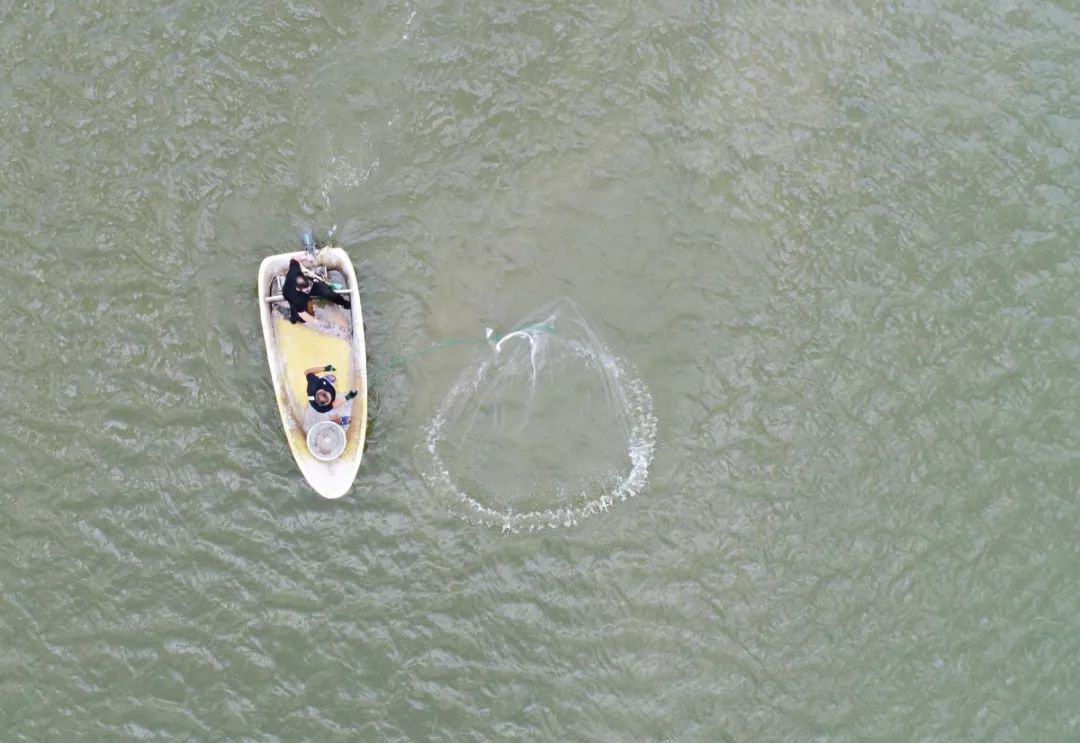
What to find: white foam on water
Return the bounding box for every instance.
[418,299,657,532]
[319,155,378,209]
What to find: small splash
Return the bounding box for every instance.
[319,156,377,209]
[418,299,657,532]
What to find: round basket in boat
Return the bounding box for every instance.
[307,420,346,461]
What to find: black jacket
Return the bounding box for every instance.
[282,259,351,323]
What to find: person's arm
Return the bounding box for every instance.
[283,260,307,323]
[285,259,302,283]
[303,364,337,376]
[331,390,358,408]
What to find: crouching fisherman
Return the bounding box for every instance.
[303,365,358,432]
[283,256,351,325]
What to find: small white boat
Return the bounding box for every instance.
[257,246,367,498]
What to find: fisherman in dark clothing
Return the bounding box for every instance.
[303,364,358,430]
[282,257,351,324]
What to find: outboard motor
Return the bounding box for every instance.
[301,229,316,257]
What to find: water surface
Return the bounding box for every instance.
[2,0,1080,739]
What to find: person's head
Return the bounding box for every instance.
[295,275,312,293]
[315,389,332,407]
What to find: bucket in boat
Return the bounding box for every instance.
[307,420,346,461]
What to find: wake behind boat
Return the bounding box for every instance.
[258,243,367,498]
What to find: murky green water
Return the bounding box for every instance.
[3,0,1080,739]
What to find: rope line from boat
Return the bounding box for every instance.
[368,321,556,383]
